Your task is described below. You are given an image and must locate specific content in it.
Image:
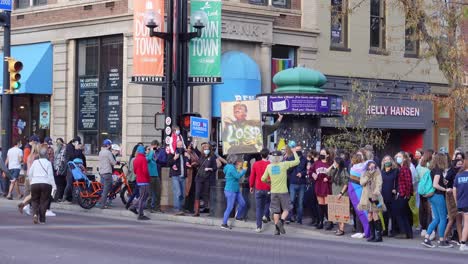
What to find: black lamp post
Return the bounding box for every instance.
[145,0,206,128]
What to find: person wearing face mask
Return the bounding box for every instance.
[286,144,307,225]
[326,157,350,236]
[168,141,191,215]
[381,155,399,237]
[358,161,386,242]
[393,151,414,239]
[416,150,434,239]
[63,136,81,202]
[169,126,186,154]
[97,139,117,209]
[309,148,334,230]
[221,155,247,229]
[443,159,463,245]
[193,143,217,217]
[262,148,300,235]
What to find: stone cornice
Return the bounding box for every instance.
[273,26,320,37]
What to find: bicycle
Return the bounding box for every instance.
[72,162,133,209]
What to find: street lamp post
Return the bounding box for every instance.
[145,0,205,127]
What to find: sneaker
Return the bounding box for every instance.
[278,220,286,234]
[255,227,262,233]
[137,215,150,221]
[129,208,138,215]
[221,224,231,230]
[460,244,467,251]
[45,210,56,217]
[33,214,39,224]
[450,240,461,246]
[438,240,454,248]
[421,238,435,248]
[420,229,427,238]
[429,232,436,241]
[262,216,268,223]
[351,233,365,239]
[24,204,31,216]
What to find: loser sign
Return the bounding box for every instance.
[326,195,351,224]
[190,117,209,138]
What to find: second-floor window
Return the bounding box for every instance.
[370,0,386,51]
[330,0,348,49]
[15,0,47,9]
[404,21,419,56]
[272,0,290,9]
[249,0,268,5]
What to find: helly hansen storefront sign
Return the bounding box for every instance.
[366,105,421,117]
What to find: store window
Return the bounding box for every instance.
[12,95,51,145]
[370,0,386,51]
[330,0,349,50]
[76,35,123,155]
[249,0,267,5]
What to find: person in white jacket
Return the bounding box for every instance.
[28,146,56,224]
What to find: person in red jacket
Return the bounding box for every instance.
[129,146,151,220]
[249,148,271,232]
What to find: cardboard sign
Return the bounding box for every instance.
[326,195,351,224]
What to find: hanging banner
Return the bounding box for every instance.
[39,102,50,130]
[132,0,165,84]
[189,0,222,85]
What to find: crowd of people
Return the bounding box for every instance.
[1,131,467,252]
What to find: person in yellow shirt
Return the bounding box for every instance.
[262,148,300,235]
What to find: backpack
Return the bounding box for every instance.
[418,168,435,198]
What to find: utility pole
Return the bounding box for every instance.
[1,11,11,159]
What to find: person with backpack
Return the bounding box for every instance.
[453,158,468,251]
[421,153,452,248]
[125,143,143,210]
[443,159,463,245]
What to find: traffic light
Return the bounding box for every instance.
[6,57,23,93]
[179,113,201,131]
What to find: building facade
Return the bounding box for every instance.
[0,0,320,164]
[313,0,452,155]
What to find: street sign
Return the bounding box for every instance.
[0,1,12,11]
[165,126,172,135]
[165,136,171,145]
[190,116,209,138]
[165,117,172,126]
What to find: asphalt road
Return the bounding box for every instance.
[0,206,466,264]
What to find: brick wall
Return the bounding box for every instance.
[273,14,301,28]
[12,0,129,28]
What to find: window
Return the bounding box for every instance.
[76,35,123,155]
[272,0,290,9]
[404,8,419,56]
[370,0,386,51]
[330,0,349,50]
[15,0,29,9]
[249,0,268,5]
[33,0,47,6]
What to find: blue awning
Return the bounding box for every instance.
[212,51,261,117]
[0,42,53,94]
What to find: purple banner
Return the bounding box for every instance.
[257,94,342,115]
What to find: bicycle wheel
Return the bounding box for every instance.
[120,185,130,205]
[78,196,98,209]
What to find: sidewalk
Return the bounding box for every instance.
[1,197,465,253]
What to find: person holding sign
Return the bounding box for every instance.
[326,157,350,236]
[262,148,300,236]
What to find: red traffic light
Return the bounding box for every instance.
[179,113,201,130]
[13,61,23,71]
[7,59,23,72]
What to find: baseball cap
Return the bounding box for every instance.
[102,139,112,146]
[29,135,40,143]
[111,144,121,151]
[44,137,53,145]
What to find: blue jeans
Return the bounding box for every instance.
[171,176,186,211]
[289,184,306,223]
[223,191,246,225]
[255,190,270,228]
[427,194,447,238]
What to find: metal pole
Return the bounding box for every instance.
[1,11,11,159]
[180,0,189,115]
[166,0,174,124]
[171,0,180,126]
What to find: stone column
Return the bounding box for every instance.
[260,43,272,93]
[51,40,69,142]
